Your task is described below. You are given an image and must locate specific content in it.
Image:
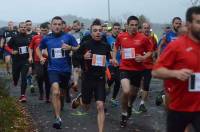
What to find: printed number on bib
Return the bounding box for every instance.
[189,73,200,92]
[92,54,106,67]
[19,46,28,54]
[51,48,66,59]
[122,48,135,59]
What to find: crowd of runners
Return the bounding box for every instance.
[0,6,199,132]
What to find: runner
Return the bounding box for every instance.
[106,22,121,107]
[156,17,182,106]
[69,20,83,94]
[38,16,78,129]
[5,22,31,102]
[72,19,112,132]
[157,17,182,56]
[111,16,152,127]
[25,20,37,92]
[29,23,50,102]
[25,20,37,37]
[138,22,157,112]
[0,21,18,75]
[152,6,200,132]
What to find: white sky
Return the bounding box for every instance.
[0,0,193,24]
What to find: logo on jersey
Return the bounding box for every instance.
[186,47,193,52]
[133,40,142,45]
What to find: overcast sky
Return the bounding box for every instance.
[0,0,193,24]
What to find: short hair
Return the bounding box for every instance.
[43,22,50,25]
[51,16,63,23]
[127,16,139,25]
[19,22,26,27]
[112,22,121,28]
[25,20,32,23]
[62,20,66,25]
[172,17,182,23]
[91,19,102,27]
[40,23,49,29]
[73,20,80,24]
[142,22,150,28]
[186,6,200,22]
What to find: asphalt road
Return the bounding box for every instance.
[7,73,166,132]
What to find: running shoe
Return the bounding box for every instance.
[53,117,62,129]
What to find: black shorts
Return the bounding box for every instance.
[48,71,71,89]
[81,74,106,104]
[142,69,152,91]
[167,109,200,132]
[120,70,143,88]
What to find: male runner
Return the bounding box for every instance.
[38,16,78,129]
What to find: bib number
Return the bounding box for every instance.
[121,48,135,59]
[19,46,28,54]
[51,48,66,59]
[92,54,106,67]
[189,73,200,92]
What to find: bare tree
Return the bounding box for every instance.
[190,0,200,6]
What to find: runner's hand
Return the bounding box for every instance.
[12,50,18,55]
[173,69,193,81]
[84,50,92,60]
[40,56,46,65]
[135,54,145,63]
[28,57,33,64]
[62,43,71,51]
[61,40,71,51]
[110,59,118,66]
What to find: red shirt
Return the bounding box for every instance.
[29,35,42,62]
[153,35,200,112]
[143,36,157,69]
[115,32,152,71]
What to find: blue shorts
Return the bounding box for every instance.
[4,50,11,56]
[48,71,71,89]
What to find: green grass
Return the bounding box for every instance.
[0,84,32,131]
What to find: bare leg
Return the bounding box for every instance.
[96,101,105,132]
[51,83,61,118]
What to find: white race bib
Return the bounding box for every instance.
[51,48,65,59]
[189,73,200,92]
[19,46,28,54]
[92,54,106,67]
[122,48,135,59]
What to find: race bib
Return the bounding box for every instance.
[189,73,200,92]
[121,48,135,59]
[51,48,65,59]
[19,46,28,54]
[92,54,106,67]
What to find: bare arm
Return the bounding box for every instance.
[36,47,46,64]
[135,51,152,63]
[0,38,5,48]
[28,48,33,63]
[152,67,193,81]
[110,45,118,66]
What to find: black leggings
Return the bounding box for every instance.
[12,61,29,95]
[34,63,50,99]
